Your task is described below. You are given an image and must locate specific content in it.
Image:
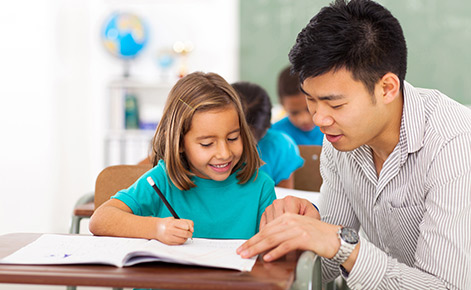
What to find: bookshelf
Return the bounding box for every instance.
[105,79,173,165]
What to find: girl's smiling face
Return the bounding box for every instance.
[182,105,243,181]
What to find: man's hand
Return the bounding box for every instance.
[238,213,339,262]
[260,196,320,229]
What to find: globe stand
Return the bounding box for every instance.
[122,60,131,79]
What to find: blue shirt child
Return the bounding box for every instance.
[258,128,304,185]
[272,116,324,145]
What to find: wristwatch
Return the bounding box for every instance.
[331,227,359,265]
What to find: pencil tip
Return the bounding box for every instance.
[146,176,155,186]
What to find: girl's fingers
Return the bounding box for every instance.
[171,220,194,239]
[173,227,193,239]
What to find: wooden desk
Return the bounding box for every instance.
[0,233,321,290]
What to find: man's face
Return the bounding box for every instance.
[302,68,390,152]
[281,93,316,132]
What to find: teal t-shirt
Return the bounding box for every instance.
[112,160,276,239]
[258,128,304,185]
[272,116,324,145]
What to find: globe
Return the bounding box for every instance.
[101,12,149,59]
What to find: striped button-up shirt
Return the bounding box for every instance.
[320,82,471,289]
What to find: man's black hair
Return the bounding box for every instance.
[289,0,407,95]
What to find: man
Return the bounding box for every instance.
[237,0,471,289]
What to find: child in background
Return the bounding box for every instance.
[272,65,324,145]
[89,72,276,244]
[232,81,303,189]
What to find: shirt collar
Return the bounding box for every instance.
[402,81,425,154]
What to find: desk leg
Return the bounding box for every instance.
[291,251,322,290]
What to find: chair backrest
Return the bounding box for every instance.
[294,145,323,192]
[94,164,152,209]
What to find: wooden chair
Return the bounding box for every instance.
[294,145,323,192]
[94,164,151,210]
[67,164,151,290]
[69,164,151,234]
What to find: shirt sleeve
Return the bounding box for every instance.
[344,134,471,290]
[319,142,361,282]
[112,166,164,217]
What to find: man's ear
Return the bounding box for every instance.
[380,73,401,105]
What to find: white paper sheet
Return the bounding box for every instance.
[0,234,256,272]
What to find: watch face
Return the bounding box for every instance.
[341,227,359,244]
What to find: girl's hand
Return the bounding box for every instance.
[155,217,194,245]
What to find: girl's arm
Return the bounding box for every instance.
[89,199,193,245]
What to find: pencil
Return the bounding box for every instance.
[146,176,180,219]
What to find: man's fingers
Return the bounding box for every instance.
[238,219,292,258]
[239,230,297,259]
[237,231,263,255]
[284,196,302,214]
[259,213,267,230]
[262,241,297,262]
[267,199,287,224]
[264,197,309,225]
[303,203,321,219]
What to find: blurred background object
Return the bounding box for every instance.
[155,48,176,81]
[101,11,149,78]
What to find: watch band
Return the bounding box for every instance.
[331,227,358,265]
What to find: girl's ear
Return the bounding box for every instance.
[380,72,400,105]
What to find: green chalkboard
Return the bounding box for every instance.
[240,0,471,105]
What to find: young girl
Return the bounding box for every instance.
[89,72,276,245]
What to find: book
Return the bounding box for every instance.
[0,234,257,272]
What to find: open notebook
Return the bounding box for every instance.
[0,234,256,272]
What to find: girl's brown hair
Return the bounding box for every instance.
[151,72,261,190]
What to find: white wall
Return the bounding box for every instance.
[0,0,239,235]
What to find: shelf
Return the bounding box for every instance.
[105,80,172,166]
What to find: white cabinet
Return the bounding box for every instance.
[105,79,173,165]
